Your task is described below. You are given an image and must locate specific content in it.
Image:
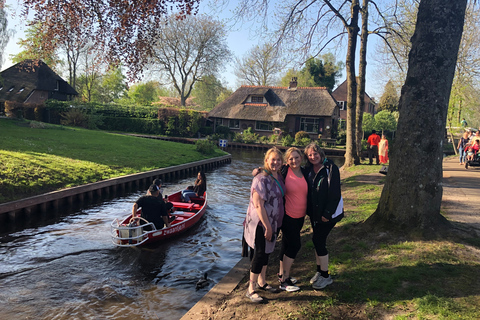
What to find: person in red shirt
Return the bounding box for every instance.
[367,130,381,165]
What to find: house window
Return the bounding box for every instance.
[215,118,223,128]
[8,86,14,92]
[300,117,321,133]
[55,80,60,91]
[17,87,25,94]
[229,119,240,129]
[251,96,264,103]
[256,121,274,131]
[338,101,346,110]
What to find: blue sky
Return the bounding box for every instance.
[2,0,383,97]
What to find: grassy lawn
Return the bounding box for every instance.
[0,118,226,203]
[213,164,480,320]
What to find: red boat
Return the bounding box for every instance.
[111,191,207,247]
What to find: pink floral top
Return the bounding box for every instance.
[243,173,285,254]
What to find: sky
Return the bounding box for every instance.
[1,0,383,98]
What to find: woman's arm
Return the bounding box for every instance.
[252,190,273,241]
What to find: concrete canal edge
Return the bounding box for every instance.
[0,154,231,231]
[180,257,250,320]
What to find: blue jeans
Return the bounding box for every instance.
[459,147,466,163]
[182,190,197,202]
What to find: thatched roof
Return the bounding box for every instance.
[0,59,77,103]
[208,85,338,121]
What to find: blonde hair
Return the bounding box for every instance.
[264,147,283,172]
[284,147,303,163]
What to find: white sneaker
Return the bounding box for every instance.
[309,272,321,284]
[312,275,333,289]
[279,278,300,292]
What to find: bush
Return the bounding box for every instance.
[260,136,270,144]
[269,134,280,144]
[296,137,312,147]
[281,135,294,147]
[242,127,259,144]
[233,132,244,143]
[199,126,213,136]
[295,131,310,144]
[195,140,217,155]
[61,109,89,128]
[336,129,346,145]
[215,125,230,138]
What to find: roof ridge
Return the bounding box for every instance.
[240,85,327,90]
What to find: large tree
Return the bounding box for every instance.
[20,0,201,76]
[0,3,8,71]
[235,43,283,86]
[378,80,399,112]
[150,15,231,106]
[192,74,231,110]
[366,0,467,233]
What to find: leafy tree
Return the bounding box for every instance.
[10,22,62,71]
[374,110,397,133]
[378,80,399,112]
[362,113,375,133]
[235,43,283,86]
[192,75,231,110]
[93,66,127,103]
[279,53,343,90]
[367,0,467,234]
[150,15,231,106]
[0,6,8,70]
[20,0,201,76]
[126,81,164,106]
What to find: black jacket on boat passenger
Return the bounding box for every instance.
[135,195,168,229]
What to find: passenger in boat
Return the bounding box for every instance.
[147,178,163,198]
[466,139,480,161]
[132,184,171,230]
[181,171,207,202]
[244,147,285,303]
[304,142,344,290]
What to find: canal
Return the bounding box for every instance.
[0,149,344,320]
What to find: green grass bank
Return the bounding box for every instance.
[0,118,227,204]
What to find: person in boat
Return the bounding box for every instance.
[304,142,344,290]
[181,171,207,202]
[244,147,285,303]
[147,178,163,198]
[132,184,171,230]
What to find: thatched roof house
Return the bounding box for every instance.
[208,79,340,139]
[0,59,77,105]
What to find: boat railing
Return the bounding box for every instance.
[110,218,156,247]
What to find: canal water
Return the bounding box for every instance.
[0,149,344,320]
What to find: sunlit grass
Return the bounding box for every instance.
[0,118,227,202]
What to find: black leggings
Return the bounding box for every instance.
[312,220,336,257]
[249,224,270,274]
[279,214,305,260]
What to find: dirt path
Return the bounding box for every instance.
[442,156,480,236]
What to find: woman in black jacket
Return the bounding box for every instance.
[304,143,344,290]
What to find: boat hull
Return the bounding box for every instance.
[111,191,207,247]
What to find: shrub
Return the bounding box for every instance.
[295,131,310,144]
[242,127,259,144]
[296,137,312,147]
[61,109,89,128]
[269,134,280,144]
[207,133,222,142]
[199,126,213,136]
[233,132,244,143]
[336,129,346,145]
[260,136,270,144]
[281,135,294,147]
[215,125,230,138]
[195,140,217,155]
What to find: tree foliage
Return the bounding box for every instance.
[20,0,201,76]
[10,22,62,71]
[378,80,399,112]
[235,43,283,86]
[192,75,232,110]
[125,81,164,106]
[150,15,231,106]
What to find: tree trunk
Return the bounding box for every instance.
[356,0,368,160]
[366,0,467,234]
[344,0,361,167]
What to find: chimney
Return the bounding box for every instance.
[288,77,298,90]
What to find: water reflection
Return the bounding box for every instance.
[0,149,344,320]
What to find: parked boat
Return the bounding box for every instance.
[111,191,207,247]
